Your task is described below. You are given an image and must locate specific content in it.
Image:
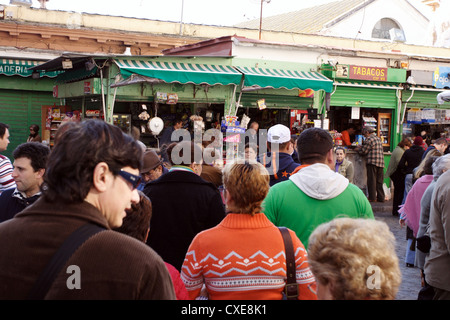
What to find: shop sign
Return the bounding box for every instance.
[433,67,450,89]
[0,59,60,78]
[336,64,387,81]
[349,65,387,81]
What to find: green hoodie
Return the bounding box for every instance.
[263,163,374,248]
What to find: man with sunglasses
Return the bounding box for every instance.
[0,120,176,300]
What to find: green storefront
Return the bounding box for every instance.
[31,55,333,148]
[321,63,407,190]
[0,59,59,158]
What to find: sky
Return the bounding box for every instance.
[3,0,339,26]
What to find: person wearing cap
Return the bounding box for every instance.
[356,126,385,203]
[263,127,374,248]
[258,124,300,187]
[139,149,168,191]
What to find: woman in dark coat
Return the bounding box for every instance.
[143,141,226,271]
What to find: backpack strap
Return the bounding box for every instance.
[27,223,106,300]
[278,227,298,300]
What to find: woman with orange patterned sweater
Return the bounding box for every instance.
[180,161,317,300]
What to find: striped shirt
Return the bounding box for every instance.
[0,155,16,194]
[358,134,385,168]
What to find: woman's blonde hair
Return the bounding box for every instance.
[308,218,401,300]
[414,148,442,180]
[222,161,269,215]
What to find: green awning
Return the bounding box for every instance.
[235,66,334,93]
[114,59,243,86]
[0,59,60,78]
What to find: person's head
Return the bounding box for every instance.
[244,143,258,161]
[166,141,203,175]
[42,119,143,228]
[267,124,293,154]
[398,137,412,150]
[432,153,450,179]
[249,121,259,133]
[0,122,11,152]
[335,147,346,163]
[12,142,50,197]
[29,124,40,136]
[173,117,183,130]
[308,218,401,300]
[413,136,424,146]
[222,161,269,215]
[54,121,79,146]
[346,124,356,135]
[433,137,448,154]
[140,149,164,183]
[297,128,334,167]
[362,126,375,137]
[113,191,152,243]
[414,149,441,180]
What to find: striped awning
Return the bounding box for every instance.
[114,59,243,86]
[0,59,59,78]
[235,66,334,92]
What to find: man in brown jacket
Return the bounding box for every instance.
[0,120,176,300]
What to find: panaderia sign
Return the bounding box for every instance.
[0,59,59,78]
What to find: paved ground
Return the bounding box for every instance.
[371,199,422,300]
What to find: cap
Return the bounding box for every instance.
[363,126,376,134]
[141,150,163,174]
[267,124,291,144]
[413,136,423,146]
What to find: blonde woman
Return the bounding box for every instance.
[308,218,401,300]
[181,161,317,300]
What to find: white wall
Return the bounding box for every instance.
[320,0,430,46]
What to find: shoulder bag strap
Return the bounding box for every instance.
[27,223,106,300]
[278,227,299,300]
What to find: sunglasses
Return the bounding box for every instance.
[117,169,142,190]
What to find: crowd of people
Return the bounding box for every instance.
[0,119,449,301]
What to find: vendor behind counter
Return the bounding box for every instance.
[341,124,356,147]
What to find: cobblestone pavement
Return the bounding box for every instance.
[371,200,422,300]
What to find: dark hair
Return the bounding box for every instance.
[166,141,202,166]
[113,191,152,242]
[423,156,438,176]
[42,119,143,203]
[398,137,412,149]
[54,121,79,146]
[29,124,40,132]
[335,146,346,154]
[297,128,333,164]
[0,123,9,139]
[13,142,50,172]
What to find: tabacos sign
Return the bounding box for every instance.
[336,64,387,81]
[433,67,450,89]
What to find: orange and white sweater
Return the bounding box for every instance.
[181,213,317,300]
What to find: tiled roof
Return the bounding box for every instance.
[235,0,368,33]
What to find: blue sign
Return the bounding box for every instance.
[433,66,450,89]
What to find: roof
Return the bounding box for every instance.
[234,0,372,33]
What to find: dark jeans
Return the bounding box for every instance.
[390,170,405,216]
[367,164,385,202]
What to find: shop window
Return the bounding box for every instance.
[372,18,403,41]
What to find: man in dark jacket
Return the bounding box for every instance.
[0,120,175,300]
[0,142,49,222]
[144,141,226,271]
[258,124,300,186]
